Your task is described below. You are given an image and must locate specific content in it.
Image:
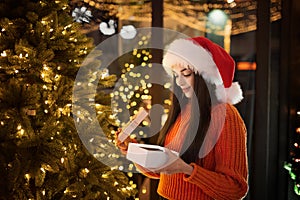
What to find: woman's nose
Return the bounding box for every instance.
[176,76,185,86]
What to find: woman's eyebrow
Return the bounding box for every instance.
[180,68,191,72]
[172,67,191,74]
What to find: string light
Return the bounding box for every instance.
[141,188,147,194]
[24,173,31,181]
[40,167,46,173]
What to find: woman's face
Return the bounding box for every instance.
[172,64,195,98]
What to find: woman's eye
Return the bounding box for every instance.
[183,73,192,77]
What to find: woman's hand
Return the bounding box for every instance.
[115,128,131,155]
[151,149,193,175]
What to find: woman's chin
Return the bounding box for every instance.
[184,92,192,99]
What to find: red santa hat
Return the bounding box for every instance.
[162,36,243,105]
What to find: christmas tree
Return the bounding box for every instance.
[0,0,137,199]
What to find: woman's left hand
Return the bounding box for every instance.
[152,149,194,175]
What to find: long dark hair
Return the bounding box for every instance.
[158,74,211,163]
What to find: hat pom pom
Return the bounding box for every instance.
[215,82,243,105]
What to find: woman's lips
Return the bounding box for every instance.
[182,87,190,93]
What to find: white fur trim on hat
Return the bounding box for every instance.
[162,39,223,86]
[215,82,243,104]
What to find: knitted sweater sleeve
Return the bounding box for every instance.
[183,104,248,200]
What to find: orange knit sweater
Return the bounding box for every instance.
[137,103,248,200]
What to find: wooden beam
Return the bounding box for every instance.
[277,0,291,199]
[251,0,271,199]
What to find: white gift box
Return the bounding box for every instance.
[126,143,179,169]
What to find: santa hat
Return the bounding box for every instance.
[162,36,243,105]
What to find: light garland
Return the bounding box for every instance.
[81,0,281,36]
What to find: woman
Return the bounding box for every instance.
[116,37,248,200]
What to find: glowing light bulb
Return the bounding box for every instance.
[1,51,7,57]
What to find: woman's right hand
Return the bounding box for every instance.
[115,128,131,155]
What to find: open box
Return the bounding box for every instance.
[126,143,179,169]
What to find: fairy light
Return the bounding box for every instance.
[40,167,46,173]
[24,173,31,181]
[141,188,147,194]
[164,99,171,105]
[142,121,149,126]
[43,65,49,71]
[1,51,7,57]
[81,168,90,177]
[64,24,72,29]
[19,129,25,136]
[164,82,172,89]
[138,131,144,136]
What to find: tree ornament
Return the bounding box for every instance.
[99,19,116,35]
[72,7,93,23]
[120,25,137,39]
